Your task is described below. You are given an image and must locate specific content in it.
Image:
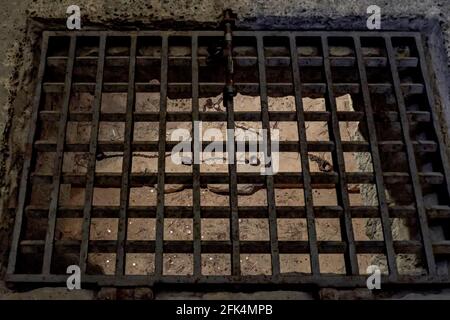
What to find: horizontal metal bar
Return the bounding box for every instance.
[233,30,423,38]
[44,30,225,37]
[39,110,432,123]
[32,139,438,153]
[26,204,449,220]
[17,239,450,255]
[7,271,450,288]
[34,140,332,152]
[39,111,352,122]
[43,82,424,95]
[31,171,444,187]
[427,206,450,219]
[43,30,422,38]
[47,55,418,69]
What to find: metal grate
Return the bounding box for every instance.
[5,24,450,289]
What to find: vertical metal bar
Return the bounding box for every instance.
[79,35,107,273]
[7,33,50,274]
[42,35,77,274]
[223,13,241,276]
[321,36,359,275]
[192,35,202,277]
[115,35,137,275]
[414,34,450,199]
[289,35,320,275]
[385,36,436,275]
[353,36,398,279]
[227,89,240,276]
[155,35,169,276]
[256,35,280,277]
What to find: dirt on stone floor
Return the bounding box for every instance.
[30,91,389,277]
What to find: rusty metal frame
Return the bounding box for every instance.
[5,27,450,289]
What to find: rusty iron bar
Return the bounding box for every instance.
[42,35,77,274]
[321,35,359,275]
[115,35,138,275]
[353,36,398,279]
[223,9,241,277]
[289,35,321,275]
[384,36,437,276]
[154,35,169,277]
[256,34,281,277]
[79,35,107,274]
[192,35,202,278]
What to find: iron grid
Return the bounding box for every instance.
[5,29,450,289]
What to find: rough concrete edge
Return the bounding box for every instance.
[155,290,315,300]
[0,18,46,276]
[427,20,450,160]
[423,19,450,278]
[0,287,95,300]
[388,288,450,300]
